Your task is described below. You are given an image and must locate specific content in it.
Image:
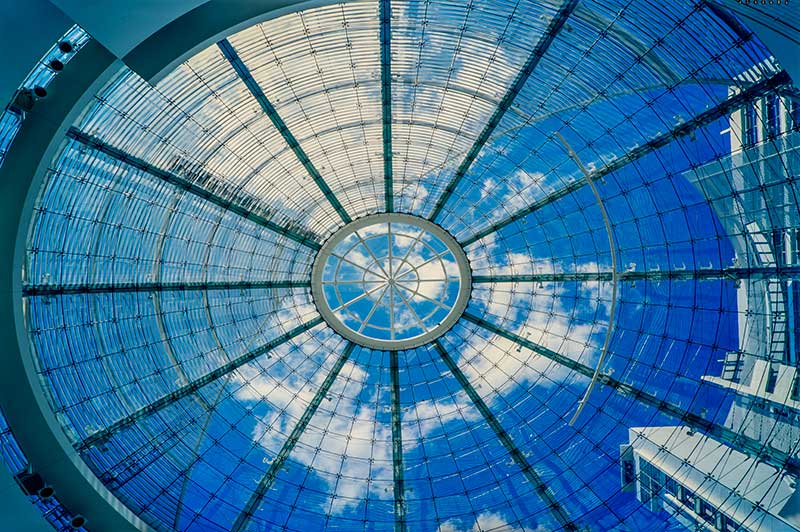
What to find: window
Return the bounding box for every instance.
[681,487,696,508]
[638,460,666,510]
[766,364,779,394]
[664,476,679,497]
[766,94,780,138]
[14,2,799,531]
[720,513,741,532]
[790,98,800,131]
[790,229,800,266]
[772,230,787,267]
[743,104,758,147]
[698,499,716,524]
[792,263,800,367]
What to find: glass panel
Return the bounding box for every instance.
[16,1,799,531]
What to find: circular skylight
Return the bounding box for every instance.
[311,214,471,350]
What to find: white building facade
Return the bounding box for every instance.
[622,63,800,531]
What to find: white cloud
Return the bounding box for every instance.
[402,391,482,451]
[234,342,394,515]
[437,512,550,532]
[288,385,393,515]
[399,179,431,215]
[460,232,610,397]
[229,208,611,521]
[391,0,520,215]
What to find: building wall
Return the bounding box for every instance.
[625,69,800,531]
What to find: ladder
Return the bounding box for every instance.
[746,222,787,365]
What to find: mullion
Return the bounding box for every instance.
[471,265,800,284]
[23,279,311,296]
[390,349,407,532]
[381,0,394,212]
[66,127,322,250]
[427,0,580,222]
[433,340,580,531]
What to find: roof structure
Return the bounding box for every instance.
[0,1,798,531]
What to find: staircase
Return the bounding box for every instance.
[746,222,787,365]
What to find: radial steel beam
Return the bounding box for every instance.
[230,341,356,532]
[460,69,793,248]
[461,312,800,477]
[390,349,407,532]
[432,340,580,531]
[66,127,322,250]
[380,0,394,213]
[471,265,800,284]
[217,38,352,224]
[23,279,310,297]
[75,316,324,452]
[427,0,579,222]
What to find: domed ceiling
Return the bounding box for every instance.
[17,0,798,531]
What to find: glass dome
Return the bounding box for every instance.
[16,0,800,531]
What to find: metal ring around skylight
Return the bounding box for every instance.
[311,213,472,350]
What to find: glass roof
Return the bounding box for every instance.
[19,0,800,531]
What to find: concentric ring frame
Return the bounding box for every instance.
[311,213,473,350]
